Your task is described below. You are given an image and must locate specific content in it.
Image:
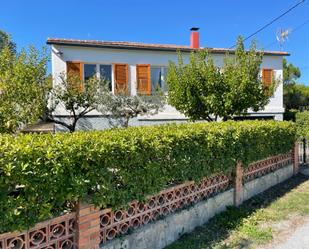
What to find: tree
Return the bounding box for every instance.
[0,46,49,133]
[98,92,165,128]
[283,58,301,86]
[284,83,309,110]
[166,37,274,121]
[45,73,110,132]
[282,59,308,111]
[0,30,16,54]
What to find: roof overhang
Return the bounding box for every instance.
[46,38,290,56]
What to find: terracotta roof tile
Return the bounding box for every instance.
[46,38,289,56]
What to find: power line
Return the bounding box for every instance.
[293,18,309,32]
[229,0,306,48]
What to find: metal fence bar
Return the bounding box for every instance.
[298,139,309,165]
[299,141,304,164]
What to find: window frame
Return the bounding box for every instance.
[150,65,168,94]
[81,62,114,93]
[83,63,97,82]
[99,64,113,92]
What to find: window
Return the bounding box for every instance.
[151,67,162,93]
[151,66,168,94]
[84,64,97,81]
[100,65,112,91]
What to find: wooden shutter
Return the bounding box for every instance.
[66,61,84,91]
[262,68,273,87]
[114,64,128,94]
[136,64,151,95]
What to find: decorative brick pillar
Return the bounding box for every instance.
[293,142,300,175]
[76,203,101,249]
[234,161,243,207]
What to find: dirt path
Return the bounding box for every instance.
[260,216,309,249]
[274,222,309,249]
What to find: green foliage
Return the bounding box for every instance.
[284,83,309,110]
[166,37,275,121]
[0,46,49,133]
[0,30,16,54]
[282,59,308,112]
[283,58,301,86]
[0,121,296,232]
[283,109,298,121]
[97,92,166,128]
[295,111,309,138]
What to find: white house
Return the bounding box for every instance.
[47,29,289,130]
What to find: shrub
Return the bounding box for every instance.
[0,121,296,233]
[296,111,309,138]
[284,109,298,122]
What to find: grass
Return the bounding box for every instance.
[165,174,309,249]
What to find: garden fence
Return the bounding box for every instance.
[0,146,299,249]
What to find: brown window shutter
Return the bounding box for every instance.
[66,61,84,91]
[262,68,273,87]
[136,64,151,95]
[114,64,128,94]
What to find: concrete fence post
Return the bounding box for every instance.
[76,202,101,249]
[234,161,243,207]
[293,142,300,175]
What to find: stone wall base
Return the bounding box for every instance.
[101,189,234,249]
[243,164,294,201]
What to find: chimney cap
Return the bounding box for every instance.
[190,27,199,31]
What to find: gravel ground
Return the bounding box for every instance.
[273,222,309,249]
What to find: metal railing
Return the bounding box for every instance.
[298,138,309,165]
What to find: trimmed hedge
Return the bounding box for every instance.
[296,111,309,138]
[0,121,296,233]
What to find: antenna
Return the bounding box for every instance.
[276,28,292,50]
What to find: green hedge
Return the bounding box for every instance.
[296,111,309,138]
[0,121,296,233]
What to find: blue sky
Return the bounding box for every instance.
[1,0,308,84]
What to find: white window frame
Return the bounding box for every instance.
[150,65,168,94]
[82,63,114,93]
[98,64,114,93]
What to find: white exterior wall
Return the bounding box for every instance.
[51,45,285,121]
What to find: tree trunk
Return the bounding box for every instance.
[70,119,78,133]
[123,116,130,128]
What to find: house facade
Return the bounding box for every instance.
[47,29,289,130]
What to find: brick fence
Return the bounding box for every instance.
[0,144,299,249]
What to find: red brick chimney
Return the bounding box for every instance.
[190,27,200,49]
